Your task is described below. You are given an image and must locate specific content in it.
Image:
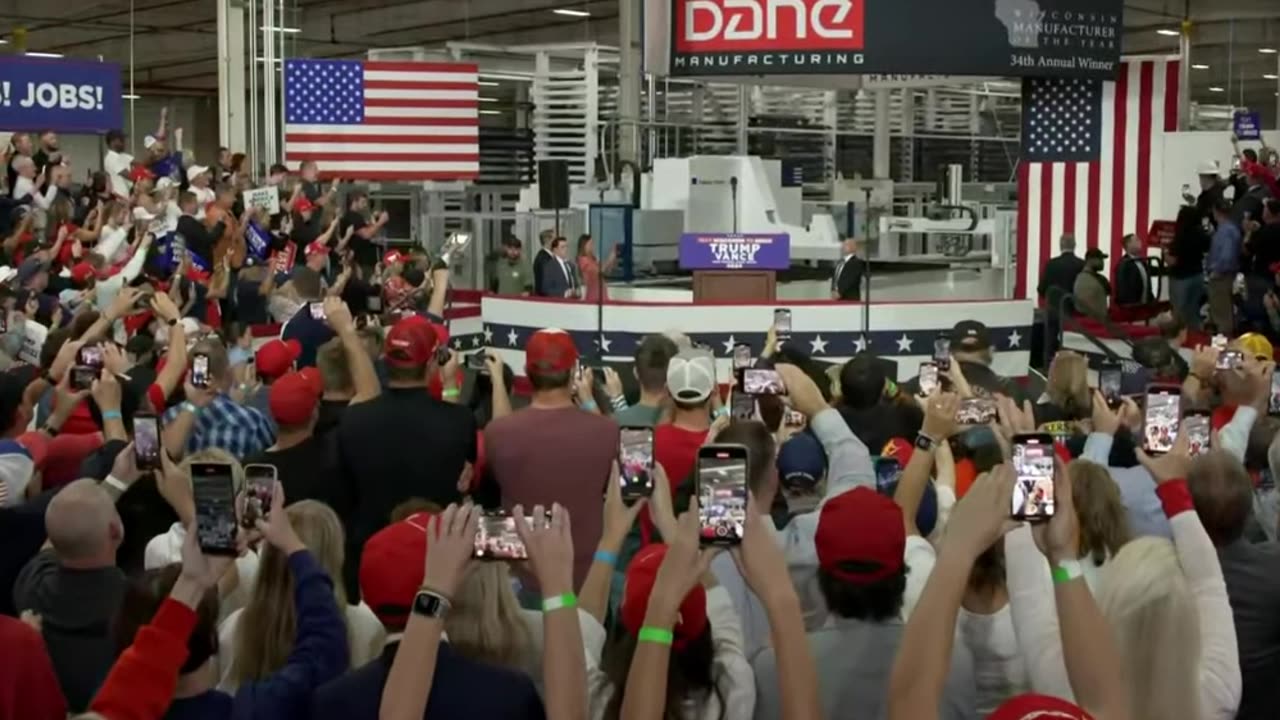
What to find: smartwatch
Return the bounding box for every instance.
[412,589,452,620]
[914,432,936,452]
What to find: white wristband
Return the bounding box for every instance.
[104,475,129,493]
[1052,558,1085,584]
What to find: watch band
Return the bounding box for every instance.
[1052,559,1085,584]
[181,401,199,415]
[914,432,937,452]
[412,588,452,619]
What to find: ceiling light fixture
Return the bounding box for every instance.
[1191,63,1209,70]
[261,25,301,33]
[1208,86,1225,92]
[479,109,503,115]
[25,51,63,58]
[479,97,500,102]
[1155,28,1180,37]
[1260,47,1278,54]
[256,57,283,63]
[1265,73,1279,80]
[478,80,499,87]
[123,94,142,100]
[0,39,8,45]
[553,8,591,17]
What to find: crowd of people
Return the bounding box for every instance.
[0,121,1279,720]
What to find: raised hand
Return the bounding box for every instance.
[513,503,575,595]
[420,503,480,600]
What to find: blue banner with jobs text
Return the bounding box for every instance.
[0,57,122,132]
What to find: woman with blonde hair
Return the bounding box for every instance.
[1037,351,1091,426]
[444,561,538,678]
[218,500,384,690]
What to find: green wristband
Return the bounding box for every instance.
[441,387,461,399]
[541,592,577,613]
[637,626,674,645]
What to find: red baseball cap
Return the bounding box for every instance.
[69,262,96,285]
[305,240,328,257]
[383,249,407,266]
[988,694,1093,720]
[268,368,323,426]
[128,165,155,182]
[524,328,578,375]
[293,196,316,214]
[383,315,437,368]
[360,511,432,629]
[814,486,905,584]
[620,544,708,650]
[255,338,301,380]
[881,437,915,467]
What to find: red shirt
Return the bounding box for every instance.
[641,423,710,542]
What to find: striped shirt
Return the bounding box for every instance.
[163,394,276,461]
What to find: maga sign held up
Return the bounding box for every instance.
[0,57,122,132]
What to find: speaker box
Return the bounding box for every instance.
[538,159,570,210]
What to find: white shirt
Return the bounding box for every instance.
[103,150,134,197]
[95,224,130,265]
[144,523,260,622]
[957,603,1030,715]
[11,175,56,209]
[192,186,216,220]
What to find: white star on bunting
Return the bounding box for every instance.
[452,338,462,350]
[854,335,870,353]
[809,335,828,355]
[596,335,612,353]
[721,335,737,355]
[896,334,913,352]
[470,335,481,348]
[1007,330,1022,349]
[507,328,519,347]
[483,326,493,343]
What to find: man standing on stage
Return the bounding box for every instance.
[831,236,866,301]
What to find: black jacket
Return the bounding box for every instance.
[175,214,225,264]
[832,255,865,300]
[532,247,552,296]
[1169,204,1210,278]
[1115,255,1154,305]
[1038,252,1085,314]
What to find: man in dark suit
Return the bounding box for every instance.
[537,236,579,298]
[831,236,866,301]
[1114,233,1154,306]
[1038,233,1085,313]
[530,228,554,296]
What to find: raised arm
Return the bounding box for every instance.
[323,297,380,404]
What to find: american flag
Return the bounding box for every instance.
[1016,58,1181,300]
[283,59,479,181]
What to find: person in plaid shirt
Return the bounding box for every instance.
[161,339,276,460]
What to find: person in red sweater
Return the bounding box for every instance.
[0,614,66,720]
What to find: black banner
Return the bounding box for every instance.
[657,0,1123,80]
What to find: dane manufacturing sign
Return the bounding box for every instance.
[658,0,1123,79]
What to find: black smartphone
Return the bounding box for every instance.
[241,464,277,528]
[72,344,105,391]
[192,462,238,555]
[874,457,901,495]
[730,391,755,421]
[133,413,162,471]
[933,335,951,371]
[466,352,489,372]
[1184,410,1211,457]
[773,308,792,340]
[697,444,748,546]
[473,510,528,560]
[732,343,752,370]
[1099,362,1123,405]
[191,354,211,389]
[1216,349,1244,371]
[619,426,655,502]
[742,368,785,395]
[309,301,325,320]
[1143,384,1182,454]
[1270,370,1280,415]
[1011,433,1056,521]
[918,362,940,395]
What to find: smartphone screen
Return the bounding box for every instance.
[242,464,277,528]
[918,362,940,395]
[773,308,792,337]
[309,302,326,320]
[1099,364,1122,403]
[784,409,806,427]
[1270,371,1280,415]
[367,295,382,312]
[1144,386,1182,454]
[933,336,951,370]
[473,511,527,560]
[466,352,488,371]
[1216,349,1244,371]
[733,343,752,370]
[730,391,755,421]
[697,444,748,545]
[743,368,785,395]
[191,354,211,389]
[956,397,997,424]
[619,426,655,501]
[1211,334,1228,351]
[133,415,161,470]
[78,345,104,368]
[71,365,98,391]
[1011,434,1056,520]
[192,462,238,554]
[1184,412,1211,457]
[874,457,901,495]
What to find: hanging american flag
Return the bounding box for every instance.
[1015,57,1181,300]
[283,59,479,182]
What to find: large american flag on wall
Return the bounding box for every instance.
[1015,57,1180,300]
[283,59,479,181]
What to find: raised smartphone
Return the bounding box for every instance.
[918,362,940,395]
[192,462,238,555]
[1143,385,1182,454]
[133,413,162,471]
[697,444,748,545]
[618,426,655,501]
[1011,433,1056,521]
[241,464,277,528]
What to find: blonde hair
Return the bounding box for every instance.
[227,501,351,685]
[181,448,244,494]
[444,563,534,674]
[1046,352,1090,420]
[1069,460,1131,566]
[1097,537,1202,720]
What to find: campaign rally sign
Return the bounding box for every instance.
[1233,110,1262,141]
[242,186,280,216]
[679,233,791,271]
[0,57,122,132]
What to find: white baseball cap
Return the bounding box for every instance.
[186,165,209,182]
[155,177,176,191]
[1197,160,1220,177]
[143,135,158,150]
[666,348,716,403]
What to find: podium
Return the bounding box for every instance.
[680,232,790,303]
[692,270,776,302]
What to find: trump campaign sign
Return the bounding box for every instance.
[679,233,791,270]
[0,57,122,132]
